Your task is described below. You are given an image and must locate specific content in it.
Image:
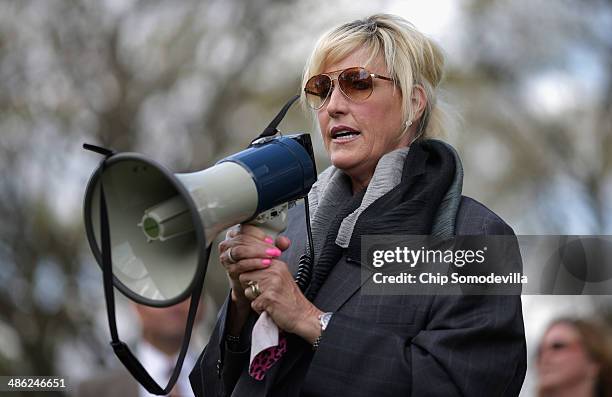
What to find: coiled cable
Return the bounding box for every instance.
[294,196,315,292]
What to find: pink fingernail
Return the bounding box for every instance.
[262,259,271,266]
[266,248,281,257]
[264,237,274,244]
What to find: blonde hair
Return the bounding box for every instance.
[301,14,447,140]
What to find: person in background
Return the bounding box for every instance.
[537,317,612,397]
[77,297,208,397]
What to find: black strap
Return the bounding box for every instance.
[85,143,208,395]
[251,94,300,142]
[83,143,115,157]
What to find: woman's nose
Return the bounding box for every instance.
[325,81,348,116]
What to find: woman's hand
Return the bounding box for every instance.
[219,225,291,308]
[240,261,324,344]
[219,224,321,343]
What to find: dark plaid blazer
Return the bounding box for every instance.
[190,196,527,396]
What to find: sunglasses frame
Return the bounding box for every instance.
[304,66,394,110]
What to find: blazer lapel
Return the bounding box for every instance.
[312,256,373,311]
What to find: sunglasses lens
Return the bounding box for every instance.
[304,67,378,109]
[304,75,332,109]
[339,67,373,101]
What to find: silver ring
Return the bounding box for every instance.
[227,247,237,264]
[247,280,262,298]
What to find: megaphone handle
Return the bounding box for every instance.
[247,204,288,239]
[248,199,315,293]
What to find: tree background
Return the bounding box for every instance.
[0,0,610,395]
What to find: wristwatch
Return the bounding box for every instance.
[312,312,333,350]
[319,312,333,331]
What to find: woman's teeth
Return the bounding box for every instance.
[333,131,360,141]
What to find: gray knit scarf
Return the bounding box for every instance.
[307,140,464,260]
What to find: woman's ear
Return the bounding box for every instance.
[410,85,427,122]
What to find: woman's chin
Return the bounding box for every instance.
[538,370,574,391]
[330,144,365,167]
[330,155,360,172]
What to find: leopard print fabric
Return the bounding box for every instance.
[248,335,288,380]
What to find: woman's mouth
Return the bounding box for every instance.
[331,127,361,143]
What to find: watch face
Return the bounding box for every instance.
[320,312,333,331]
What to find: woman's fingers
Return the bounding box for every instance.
[222,244,281,265]
[224,225,291,250]
[225,225,240,239]
[226,224,269,239]
[275,235,291,251]
[238,224,267,240]
[218,225,292,286]
[219,233,259,254]
[239,260,320,338]
[226,257,273,280]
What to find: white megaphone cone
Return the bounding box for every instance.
[83,134,317,307]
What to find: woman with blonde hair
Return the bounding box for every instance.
[538,318,612,397]
[191,14,526,396]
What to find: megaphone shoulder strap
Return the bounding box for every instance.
[85,144,207,395]
[252,94,300,142]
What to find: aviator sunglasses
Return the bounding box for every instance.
[304,66,394,110]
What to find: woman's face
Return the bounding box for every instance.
[316,48,410,190]
[537,323,599,392]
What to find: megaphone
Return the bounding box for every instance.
[83,133,317,307]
